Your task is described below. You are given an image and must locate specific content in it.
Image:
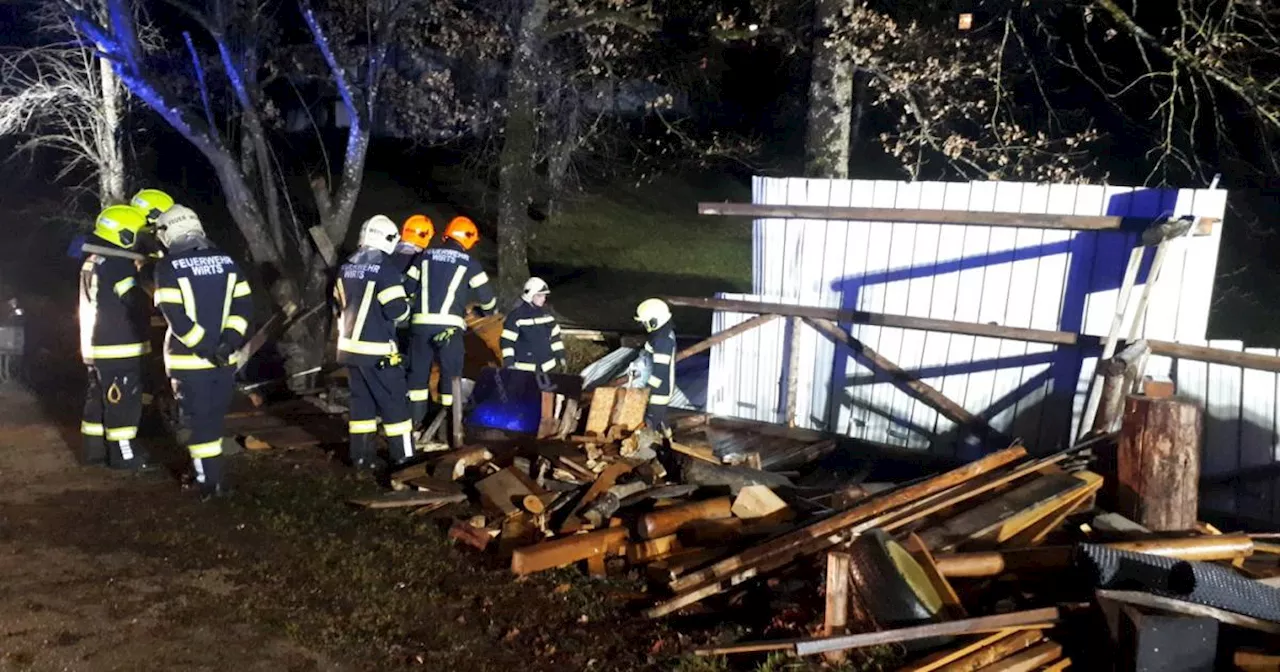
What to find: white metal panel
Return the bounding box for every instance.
[1239,347,1277,522]
[730,177,1229,458]
[1205,339,1243,515]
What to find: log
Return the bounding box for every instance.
[930,629,1043,672]
[510,527,629,576]
[432,447,495,481]
[785,317,801,426]
[933,534,1255,578]
[639,497,733,540]
[627,534,684,564]
[1235,649,1280,672]
[348,491,467,509]
[823,551,852,664]
[696,202,1125,231]
[1117,395,1202,531]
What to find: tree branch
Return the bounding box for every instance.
[543,9,658,39]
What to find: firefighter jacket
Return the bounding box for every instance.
[152,239,253,371]
[391,243,419,275]
[335,247,411,366]
[404,240,497,329]
[79,236,153,363]
[644,322,677,406]
[501,300,566,371]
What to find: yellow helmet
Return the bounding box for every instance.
[130,189,175,222]
[634,298,671,332]
[94,205,150,249]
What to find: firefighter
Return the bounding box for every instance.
[79,204,154,470]
[335,215,414,470]
[403,216,497,430]
[151,205,252,499]
[501,277,566,373]
[635,298,676,436]
[394,215,434,273]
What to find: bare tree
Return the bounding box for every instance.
[1041,0,1280,183]
[0,1,128,207]
[61,0,411,371]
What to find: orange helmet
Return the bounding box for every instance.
[400,214,434,249]
[444,215,479,250]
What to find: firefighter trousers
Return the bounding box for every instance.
[406,325,464,426]
[346,364,413,467]
[82,359,145,468]
[170,367,235,494]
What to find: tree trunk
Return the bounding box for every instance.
[96,56,125,206]
[496,0,548,305]
[1117,395,1201,531]
[804,0,855,179]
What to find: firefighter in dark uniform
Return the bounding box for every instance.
[635,298,676,436]
[403,216,496,430]
[335,215,414,470]
[79,204,154,469]
[501,277,566,373]
[151,205,252,498]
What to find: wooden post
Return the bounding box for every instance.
[1092,340,1151,435]
[450,377,465,448]
[785,317,801,427]
[1117,395,1201,531]
[823,551,852,664]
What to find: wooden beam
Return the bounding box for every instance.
[805,317,985,432]
[792,607,1060,657]
[697,202,1124,231]
[666,295,1083,346]
[665,295,1280,373]
[606,312,779,387]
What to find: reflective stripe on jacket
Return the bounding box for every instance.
[335,248,410,365]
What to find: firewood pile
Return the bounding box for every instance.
[238,374,1280,670]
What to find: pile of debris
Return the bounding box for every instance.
[326,373,1280,669]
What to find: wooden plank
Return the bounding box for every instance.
[904,533,966,619]
[560,461,635,533]
[585,387,617,436]
[983,471,1102,545]
[1003,473,1103,546]
[917,473,1085,551]
[895,629,1046,672]
[791,607,1060,657]
[823,551,852,637]
[665,446,1025,593]
[1096,590,1280,635]
[698,202,1126,230]
[1041,659,1072,672]
[475,467,542,520]
[975,641,1062,672]
[510,527,629,576]
[732,485,790,521]
[805,316,985,432]
[348,491,467,509]
[676,313,780,364]
[933,534,1254,577]
[668,440,719,464]
[610,388,649,432]
[927,629,1043,671]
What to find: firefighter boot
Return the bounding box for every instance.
[409,400,429,430]
[348,432,380,471]
[197,454,230,501]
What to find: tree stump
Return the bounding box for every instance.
[1117,395,1202,531]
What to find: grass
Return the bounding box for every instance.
[529,173,753,289]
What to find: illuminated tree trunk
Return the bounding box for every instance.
[96,56,125,206]
[496,0,549,305]
[804,0,854,178]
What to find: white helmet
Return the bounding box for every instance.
[358,215,399,254]
[634,298,671,332]
[154,204,205,248]
[522,276,550,302]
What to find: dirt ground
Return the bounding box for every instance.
[0,381,703,672]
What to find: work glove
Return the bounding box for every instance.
[377,352,404,369]
[433,327,458,345]
[212,340,237,368]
